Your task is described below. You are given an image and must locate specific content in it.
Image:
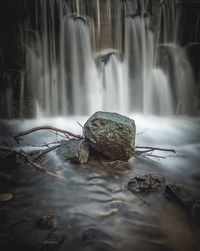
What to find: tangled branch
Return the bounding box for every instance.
[13,125,83,142]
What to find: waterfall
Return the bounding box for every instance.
[15,0,197,118]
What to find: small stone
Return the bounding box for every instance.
[37,214,59,229]
[165,184,192,209]
[0,193,13,202]
[57,139,89,164]
[84,111,136,161]
[127,174,165,193]
[191,200,200,218]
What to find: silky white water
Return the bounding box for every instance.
[13,0,197,118]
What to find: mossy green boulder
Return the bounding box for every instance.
[83,111,136,161]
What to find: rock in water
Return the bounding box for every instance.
[83,111,136,161]
[57,139,89,164]
[127,174,165,193]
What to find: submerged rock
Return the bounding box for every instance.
[57,139,89,164]
[165,184,193,209]
[40,232,65,249]
[191,200,200,219]
[84,111,136,161]
[165,184,190,208]
[37,214,59,230]
[127,174,165,193]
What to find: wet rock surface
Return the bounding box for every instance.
[37,214,59,230]
[57,139,89,164]
[127,174,165,193]
[165,184,200,218]
[165,184,192,208]
[84,111,136,161]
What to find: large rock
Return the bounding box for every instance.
[83,111,136,161]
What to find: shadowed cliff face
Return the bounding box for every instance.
[0,0,200,118]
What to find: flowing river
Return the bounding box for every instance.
[0,114,200,251]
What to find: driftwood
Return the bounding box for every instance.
[0,146,65,181]
[33,144,62,161]
[135,146,176,154]
[20,150,66,181]
[13,125,83,142]
[4,112,176,181]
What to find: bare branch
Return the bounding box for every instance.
[136,146,176,153]
[77,121,84,128]
[13,125,83,141]
[136,128,148,136]
[33,144,62,161]
[0,145,65,181]
[20,150,65,181]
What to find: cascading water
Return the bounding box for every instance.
[16,0,197,117]
[1,2,200,250]
[124,15,173,115]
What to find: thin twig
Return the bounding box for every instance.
[33,144,62,161]
[136,128,148,136]
[20,150,65,181]
[0,145,65,181]
[0,146,14,152]
[144,154,166,159]
[41,158,50,166]
[77,121,84,129]
[13,126,83,142]
[136,146,176,153]
[135,149,154,154]
[0,140,10,147]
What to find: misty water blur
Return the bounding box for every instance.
[1,114,200,250]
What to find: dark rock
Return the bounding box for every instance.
[0,147,17,170]
[127,174,165,193]
[40,232,65,250]
[165,184,193,209]
[191,200,200,218]
[57,139,89,164]
[37,214,59,230]
[84,111,136,161]
[165,184,200,218]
